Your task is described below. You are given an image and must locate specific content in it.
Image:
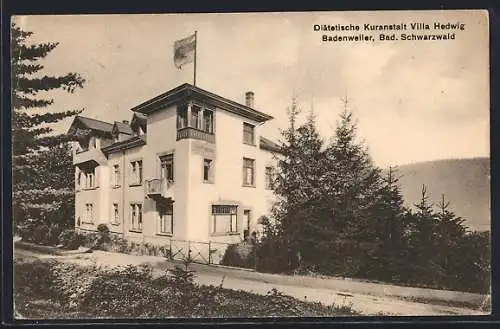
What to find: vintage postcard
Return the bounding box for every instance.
[11,10,490,319]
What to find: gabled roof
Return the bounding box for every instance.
[130,83,274,123]
[260,136,281,153]
[101,135,146,155]
[113,121,133,135]
[131,112,147,130]
[67,115,114,136]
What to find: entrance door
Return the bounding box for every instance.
[243,210,250,239]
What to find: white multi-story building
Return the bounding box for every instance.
[67,83,280,256]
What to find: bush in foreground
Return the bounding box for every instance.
[14,259,356,318]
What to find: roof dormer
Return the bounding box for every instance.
[130,112,147,136]
[112,120,133,142]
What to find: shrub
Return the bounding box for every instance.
[14,260,55,299]
[221,243,255,269]
[255,236,292,273]
[169,264,196,287]
[97,224,110,234]
[108,235,130,253]
[58,229,86,250]
[15,258,357,318]
[81,227,111,251]
[79,265,157,316]
[49,262,102,310]
[17,220,65,246]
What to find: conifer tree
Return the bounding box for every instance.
[270,98,325,268]
[404,185,442,282]
[267,98,302,269]
[273,98,301,210]
[11,22,85,229]
[436,194,466,239]
[364,166,407,279]
[319,98,383,275]
[288,107,325,266]
[433,195,468,283]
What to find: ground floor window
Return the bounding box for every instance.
[84,203,94,223]
[158,201,173,235]
[212,205,238,234]
[130,203,143,231]
[111,203,119,224]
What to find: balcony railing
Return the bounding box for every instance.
[145,179,174,200]
[177,127,215,144]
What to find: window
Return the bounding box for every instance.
[212,205,238,234]
[112,164,121,187]
[111,203,119,224]
[177,104,188,129]
[203,159,213,182]
[265,167,274,190]
[203,110,214,133]
[243,158,255,186]
[84,203,94,223]
[130,160,143,185]
[243,123,255,145]
[81,166,96,189]
[130,203,143,232]
[87,171,95,188]
[158,202,173,235]
[191,105,201,129]
[160,154,174,182]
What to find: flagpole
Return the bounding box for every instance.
[194,30,197,86]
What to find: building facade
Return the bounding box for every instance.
[68,83,280,260]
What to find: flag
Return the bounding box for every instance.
[173,33,196,69]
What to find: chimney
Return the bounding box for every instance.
[122,120,129,125]
[245,91,255,108]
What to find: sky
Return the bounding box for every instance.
[13,10,489,167]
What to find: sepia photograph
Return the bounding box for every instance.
[11,10,490,319]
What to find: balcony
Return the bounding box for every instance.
[145,179,174,200]
[177,127,215,144]
[73,147,107,165]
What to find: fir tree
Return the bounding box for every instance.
[270,98,325,268]
[436,194,466,239]
[404,185,443,283]
[289,107,325,266]
[364,166,407,280]
[319,98,383,275]
[273,97,302,210]
[11,22,85,229]
[433,195,468,284]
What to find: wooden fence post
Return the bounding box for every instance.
[169,239,173,260]
[208,241,212,264]
[254,243,258,270]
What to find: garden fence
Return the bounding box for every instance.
[166,239,231,265]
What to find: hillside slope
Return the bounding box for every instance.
[393,157,490,231]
